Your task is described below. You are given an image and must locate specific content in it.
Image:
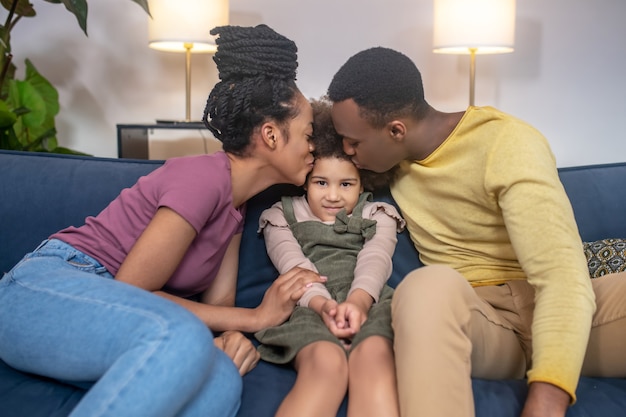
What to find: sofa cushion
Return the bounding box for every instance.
[0,359,83,417]
[558,163,626,242]
[584,238,626,277]
[0,150,162,275]
[235,184,303,309]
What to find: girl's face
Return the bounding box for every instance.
[305,156,363,222]
[274,93,315,186]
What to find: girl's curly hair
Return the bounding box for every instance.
[310,97,398,191]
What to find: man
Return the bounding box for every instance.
[327,46,626,417]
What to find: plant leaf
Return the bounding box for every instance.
[4,79,31,147]
[50,145,90,155]
[24,59,59,118]
[0,110,20,149]
[15,80,45,127]
[129,0,151,16]
[43,0,88,36]
[5,61,59,149]
[26,126,56,151]
[0,98,17,127]
[1,0,36,17]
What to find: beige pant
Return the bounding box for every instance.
[391,265,626,417]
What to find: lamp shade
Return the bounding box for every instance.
[148,0,229,53]
[433,0,515,54]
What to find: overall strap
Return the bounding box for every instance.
[280,196,298,227]
[352,192,373,218]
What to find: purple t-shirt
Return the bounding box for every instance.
[51,152,245,297]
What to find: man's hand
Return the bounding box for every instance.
[520,381,570,417]
[214,330,260,375]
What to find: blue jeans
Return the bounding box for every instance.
[0,239,242,417]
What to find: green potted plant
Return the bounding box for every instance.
[0,0,150,153]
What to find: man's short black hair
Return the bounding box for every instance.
[327,47,426,126]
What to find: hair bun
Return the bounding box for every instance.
[211,25,298,81]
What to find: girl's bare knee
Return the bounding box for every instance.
[350,336,392,363]
[296,341,348,381]
[349,336,394,377]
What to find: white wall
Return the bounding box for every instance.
[5,0,626,167]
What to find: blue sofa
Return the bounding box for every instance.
[1,149,626,417]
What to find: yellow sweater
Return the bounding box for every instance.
[391,106,596,401]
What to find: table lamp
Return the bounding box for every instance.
[433,0,515,106]
[148,0,229,122]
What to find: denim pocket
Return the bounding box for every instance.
[29,239,112,277]
[65,253,98,271]
[62,250,111,277]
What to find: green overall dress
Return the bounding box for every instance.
[255,192,394,364]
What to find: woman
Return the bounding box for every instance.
[0,24,323,417]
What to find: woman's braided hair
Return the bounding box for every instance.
[202,25,301,156]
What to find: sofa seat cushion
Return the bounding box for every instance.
[3,356,626,417]
[0,359,82,417]
[237,359,626,417]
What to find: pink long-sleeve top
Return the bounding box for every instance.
[258,195,406,307]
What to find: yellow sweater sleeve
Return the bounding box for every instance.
[391,106,596,401]
[484,114,595,401]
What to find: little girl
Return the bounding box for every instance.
[255,99,405,417]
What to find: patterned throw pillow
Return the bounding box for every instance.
[583,238,626,278]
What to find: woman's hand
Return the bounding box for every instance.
[255,267,326,329]
[214,330,260,376]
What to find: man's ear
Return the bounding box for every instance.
[388,120,406,143]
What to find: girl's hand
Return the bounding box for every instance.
[335,301,368,334]
[320,300,367,341]
[255,267,326,329]
[214,330,260,375]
